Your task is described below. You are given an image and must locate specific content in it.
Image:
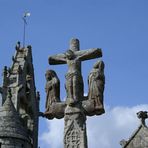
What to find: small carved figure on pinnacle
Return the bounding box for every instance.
[88,60,105,114]
[45,70,60,113]
[137,111,148,126]
[15,41,21,51]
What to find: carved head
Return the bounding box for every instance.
[45,70,57,81]
[70,38,79,51]
[65,50,75,60]
[93,60,105,71]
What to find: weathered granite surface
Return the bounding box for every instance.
[120,111,148,148]
[0,43,39,148]
[42,38,105,148]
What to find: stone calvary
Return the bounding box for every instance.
[42,38,105,148]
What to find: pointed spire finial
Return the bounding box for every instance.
[8,67,12,75]
[3,66,8,76]
[36,91,40,101]
[15,41,21,51]
[12,56,16,62]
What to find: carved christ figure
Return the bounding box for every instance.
[49,47,102,104]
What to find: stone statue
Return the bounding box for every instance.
[42,38,105,148]
[88,60,105,112]
[49,45,102,105]
[64,49,84,104]
[45,70,60,113]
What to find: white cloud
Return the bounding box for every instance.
[39,104,148,148]
[39,118,64,148]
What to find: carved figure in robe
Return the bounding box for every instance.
[88,60,105,110]
[45,70,60,113]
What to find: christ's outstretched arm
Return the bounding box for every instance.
[49,53,67,65]
[76,48,102,61]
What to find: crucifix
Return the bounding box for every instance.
[43,38,105,148]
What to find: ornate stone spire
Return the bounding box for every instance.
[0,43,39,147]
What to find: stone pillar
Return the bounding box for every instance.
[64,105,87,148]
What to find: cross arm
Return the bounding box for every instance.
[76,48,102,61]
[48,53,67,65]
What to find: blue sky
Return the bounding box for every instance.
[0,1,148,148]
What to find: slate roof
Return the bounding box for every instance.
[0,95,29,141]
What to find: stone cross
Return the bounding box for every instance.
[43,38,105,148]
